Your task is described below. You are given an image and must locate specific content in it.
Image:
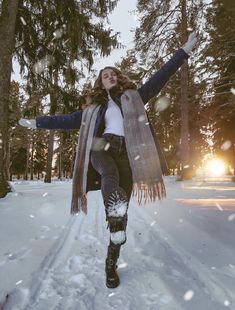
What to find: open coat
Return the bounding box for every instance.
[36,48,189,193]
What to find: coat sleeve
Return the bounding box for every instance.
[36,110,83,130]
[138,48,189,104]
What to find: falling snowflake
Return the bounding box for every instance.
[91,137,106,151]
[230,88,235,95]
[20,17,26,26]
[215,203,223,211]
[104,142,110,151]
[150,221,156,226]
[29,214,35,218]
[183,290,194,301]
[228,214,235,221]
[16,280,23,286]
[42,192,48,197]
[154,96,170,112]
[221,140,232,151]
[53,28,63,39]
[138,115,145,122]
[134,155,140,160]
[224,300,230,307]
[33,55,54,75]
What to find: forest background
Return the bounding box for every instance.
[0,0,234,198]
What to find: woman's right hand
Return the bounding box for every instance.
[18,118,37,129]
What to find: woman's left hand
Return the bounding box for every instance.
[182,32,197,54]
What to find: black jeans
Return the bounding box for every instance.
[90,133,133,204]
[91,133,133,246]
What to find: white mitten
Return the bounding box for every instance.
[19,118,37,129]
[182,32,197,54]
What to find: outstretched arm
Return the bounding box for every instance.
[19,110,83,130]
[138,32,197,104]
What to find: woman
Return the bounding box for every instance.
[19,32,197,288]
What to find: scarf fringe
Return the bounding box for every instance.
[71,194,87,215]
[132,181,166,205]
[71,104,100,216]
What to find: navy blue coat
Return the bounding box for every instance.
[36,48,189,190]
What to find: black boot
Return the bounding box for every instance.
[105,244,121,288]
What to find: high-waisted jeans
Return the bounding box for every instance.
[91,133,133,203]
[90,133,133,246]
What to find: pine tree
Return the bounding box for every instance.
[14,0,121,183]
[203,0,235,175]
[0,0,121,189]
[0,0,20,197]
[135,0,204,177]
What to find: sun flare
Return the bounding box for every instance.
[204,158,226,176]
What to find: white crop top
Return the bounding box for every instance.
[103,97,124,136]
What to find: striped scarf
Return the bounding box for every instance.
[71,89,165,214]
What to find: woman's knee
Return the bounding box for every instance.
[91,153,118,177]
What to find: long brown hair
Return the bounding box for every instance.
[89,66,137,104]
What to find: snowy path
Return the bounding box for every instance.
[0,177,235,309]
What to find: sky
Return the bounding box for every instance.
[12,0,138,83]
[93,0,138,71]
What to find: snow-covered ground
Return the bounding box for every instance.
[0,176,234,310]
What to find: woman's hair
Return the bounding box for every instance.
[89,66,137,104]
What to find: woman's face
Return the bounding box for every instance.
[101,68,118,91]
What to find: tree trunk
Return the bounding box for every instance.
[232,144,235,181]
[58,133,63,180]
[180,64,189,165]
[7,128,11,180]
[44,70,58,183]
[0,0,19,197]
[25,138,30,180]
[70,134,76,178]
[59,147,64,180]
[179,0,190,179]
[30,132,34,180]
[44,130,54,183]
